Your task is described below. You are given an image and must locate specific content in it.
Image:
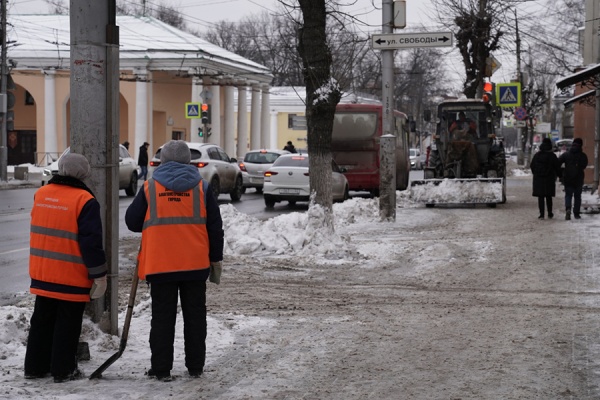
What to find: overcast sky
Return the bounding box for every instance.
[10,0,439,32]
[9,0,553,90]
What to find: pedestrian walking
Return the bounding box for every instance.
[283,140,297,153]
[558,137,588,220]
[125,140,224,382]
[24,153,107,383]
[138,142,150,181]
[530,137,560,219]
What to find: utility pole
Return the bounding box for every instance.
[70,0,120,334]
[0,0,7,182]
[379,0,396,221]
[515,9,525,166]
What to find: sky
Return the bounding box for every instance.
[1,161,600,398]
[8,0,556,94]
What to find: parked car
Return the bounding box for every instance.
[149,142,243,201]
[41,144,139,196]
[409,148,422,170]
[238,149,290,194]
[262,153,349,208]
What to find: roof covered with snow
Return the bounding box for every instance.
[7,14,273,83]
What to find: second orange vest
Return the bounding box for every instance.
[138,179,210,280]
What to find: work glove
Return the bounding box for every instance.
[90,276,107,299]
[209,262,222,285]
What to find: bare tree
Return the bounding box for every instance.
[295,0,342,228]
[44,0,68,14]
[394,47,449,145]
[431,0,509,98]
[528,0,584,77]
[115,0,186,30]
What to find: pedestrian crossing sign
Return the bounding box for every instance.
[496,83,521,107]
[185,102,201,119]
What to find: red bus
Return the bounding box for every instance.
[331,103,410,195]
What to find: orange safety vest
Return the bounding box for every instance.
[29,184,96,302]
[138,179,210,280]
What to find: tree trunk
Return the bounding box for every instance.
[297,0,341,230]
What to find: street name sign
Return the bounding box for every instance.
[372,32,453,50]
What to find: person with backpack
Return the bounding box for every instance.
[558,137,588,220]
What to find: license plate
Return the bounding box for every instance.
[280,188,300,195]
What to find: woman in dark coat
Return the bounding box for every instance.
[530,137,560,219]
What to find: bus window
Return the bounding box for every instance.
[332,112,378,140]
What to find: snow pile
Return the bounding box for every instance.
[409,179,503,204]
[221,196,383,261]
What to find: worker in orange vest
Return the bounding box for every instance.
[25,152,107,383]
[125,140,224,382]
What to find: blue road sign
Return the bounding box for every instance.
[186,102,201,119]
[496,83,521,107]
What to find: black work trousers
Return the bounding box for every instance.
[149,279,207,374]
[24,295,85,377]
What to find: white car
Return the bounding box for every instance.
[41,145,139,196]
[149,142,243,201]
[238,149,290,193]
[409,148,422,170]
[262,153,349,208]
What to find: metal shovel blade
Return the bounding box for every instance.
[89,260,140,379]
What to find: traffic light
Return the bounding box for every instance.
[198,127,203,137]
[201,103,210,124]
[482,81,495,105]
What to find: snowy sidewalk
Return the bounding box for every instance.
[2,174,600,399]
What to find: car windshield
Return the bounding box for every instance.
[440,107,490,138]
[272,155,309,168]
[410,149,418,157]
[244,151,282,164]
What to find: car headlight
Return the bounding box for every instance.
[42,169,52,177]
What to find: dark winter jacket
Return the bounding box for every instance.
[283,144,297,153]
[530,142,560,197]
[558,143,588,187]
[125,161,224,283]
[138,145,149,167]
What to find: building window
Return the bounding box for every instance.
[25,91,34,106]
[172,130,184,140]
[288,114,296,129]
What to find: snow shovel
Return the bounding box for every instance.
[89,257,140,379]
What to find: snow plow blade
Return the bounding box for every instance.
[410,178,504,205]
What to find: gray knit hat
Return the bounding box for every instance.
[160,140,191,164]
[58,153,91,180]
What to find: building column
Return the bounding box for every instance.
[208,81,221,146]
[190,77,202,143]
[134,68,149,161]
[236,84,248,159]
[260,84,270,148]
[270,111,278,150]
[43,69,57,165]
[250,83,261,150]
[223,83,235,156]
